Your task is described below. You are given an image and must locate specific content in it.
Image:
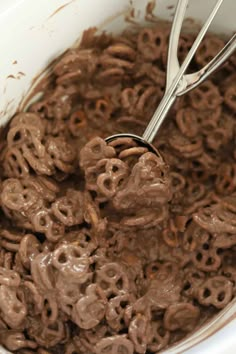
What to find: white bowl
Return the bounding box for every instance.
[0,0,235,353]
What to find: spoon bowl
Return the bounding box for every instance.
[105,133,160,156]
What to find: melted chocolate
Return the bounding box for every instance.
[0,21,235,354]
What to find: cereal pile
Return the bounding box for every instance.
[0,22,235,354]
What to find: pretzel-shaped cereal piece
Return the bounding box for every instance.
[113,152,171,211]
[0,250,14,270]
[83,163,107,201]
[135,86,160,119]
[0,285,27,328]
[59,229,97,256]
[224,84,236,111]
[33,86,72,120]
[96,262,129,298]
[147,320,170,352]
[52,244,92,283]
[183,220,209,252]
[221,194,236,213]
[121,81,160,120]
[31,252,55,291]
[28,317,66,348]
[128,314,150,353]
[196,36,225,66]
[95,67,125,86]
[2,178,37,211]
[75,324,111,352]
[84,98,113,121]
[197,275,233,309]
[31,209,65,242]
[18,234,41,270]
[118,146,148,168]
[23,281,44,315]
[72,284,107,329]
[193,201,236,234]
[65,342,81,354]
[145,261,163,280]
[175,107,199,138]
[137,26,168,61]
[192,243,221,272]
[8,112,45,146]
[206,127,231,151]
[189,80,222,111]
[0,228,23,244]
[168,130,203,158]
[135,262,181,311]
[106,293,135,331]
[22,176,59,203]
[56,69,88,86]
[101,43,136,71]
[121,206,168,229]
[215,163,236,196]
[10,111,44,129]
[121,88,139,115]
[183,183,209,210]
[169,172,186,198]
[108,137,137,155]
[45,136,76,174]
[96,158,129,199]
[3,146,29,178]
[80,137,116,171]
[54,48,96,75]
[162,219,181,248]
[135,63,166,90]
[0,237,20,253]
[213,233,236,249]
[0,267,20,287]
[95,335,134,354]
[57,283,81,316]
[182,268,205,299]
[221,264,236,295]
[77,229,98,254]
[190,152,216,178]
[68,110,87,137]
[106,41,136,59]
[0,330,37,351]
[164,303,200,332]
[41,295,59,326]
[8,122,42,149]
[220,249,236,268]
[56,271,91,317]
[45,118,70,140]
[51,189,84,226]
[83,192,107,234]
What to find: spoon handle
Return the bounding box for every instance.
[165,0,188,91]
[177,32,236,96]
[143,0,224,143]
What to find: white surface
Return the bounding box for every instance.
[0,0,235,353]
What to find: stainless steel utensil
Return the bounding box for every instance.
[105,0,236,153]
